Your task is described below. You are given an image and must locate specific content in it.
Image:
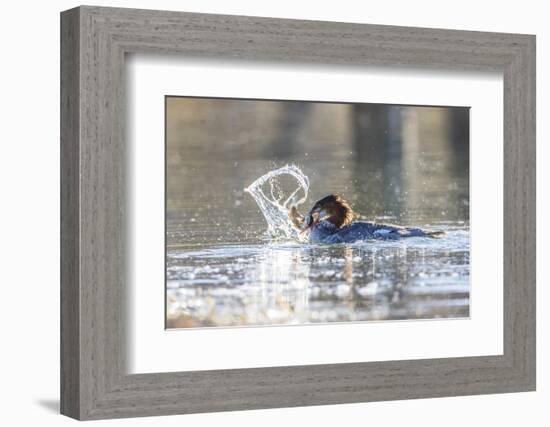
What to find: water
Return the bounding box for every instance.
[167,164,469,329]
[167,235,469,328]
[166,98,470,329]
[244,165,309,241]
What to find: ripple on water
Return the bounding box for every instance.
[166,228,470,328]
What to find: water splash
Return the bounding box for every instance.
[245,165,309,240]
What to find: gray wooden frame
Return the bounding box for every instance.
[60,5,536,420]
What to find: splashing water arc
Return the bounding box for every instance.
[244,165,309,240]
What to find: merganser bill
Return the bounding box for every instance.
[289,194,444,244]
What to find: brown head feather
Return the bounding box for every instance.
[310,194,354,228]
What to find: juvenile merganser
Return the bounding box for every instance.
[289,194,444,244]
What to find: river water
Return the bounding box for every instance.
[166,98,470,328]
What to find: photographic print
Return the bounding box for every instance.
[166,97,470,329]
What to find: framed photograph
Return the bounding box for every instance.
[165,96,470,330]
[61,6,536,420]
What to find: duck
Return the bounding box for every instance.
[289,194,444,244]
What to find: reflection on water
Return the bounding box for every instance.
[166,97,470,328]
[167,233,469,328]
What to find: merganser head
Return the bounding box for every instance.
[306,194,354,229]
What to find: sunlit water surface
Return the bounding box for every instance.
[167,165,469,328]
